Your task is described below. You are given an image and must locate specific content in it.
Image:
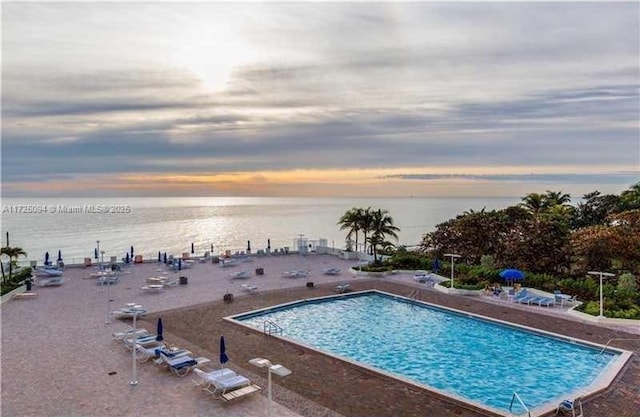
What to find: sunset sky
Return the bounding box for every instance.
[2,2,638,198]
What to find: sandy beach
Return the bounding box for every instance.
[2,253,639,417]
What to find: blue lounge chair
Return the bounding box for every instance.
[156,351,211,377]
[555,397,583,417]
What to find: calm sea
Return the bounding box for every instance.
[1,197,520,265]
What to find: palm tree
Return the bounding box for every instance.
[358,207,374,254]
[367,209,399,263]
[543,190,571,208]
[337,208,361,251]
[1,246,27,286]
[519,193,546,215]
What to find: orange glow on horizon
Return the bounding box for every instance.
[3,165,636,197]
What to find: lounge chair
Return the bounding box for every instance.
[229,270,251,279]
[195,369,260,400]
[33,276,64,287]
[192,368,237,391]
[527,296,554,307]
[135,343,167,363]
[241,284,258,293]
[156,351,211,377]
[334,284,351,293]
[141,284,164,293]
[555,397,583,417]
[123,334,160,350]
[113,328,148,341]
[282,270,309,278]
[323,268,342,275]
[413,272,432,283]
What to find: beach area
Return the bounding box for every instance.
[2,253,639,417]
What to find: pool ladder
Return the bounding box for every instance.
[263,319,283,336]
[597,338,640,355]
[509,391,531,417]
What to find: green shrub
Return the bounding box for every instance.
[480,255,494,269]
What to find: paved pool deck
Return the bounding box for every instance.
[2,255,638,417]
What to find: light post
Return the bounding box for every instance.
[96,240,101,270]
[444,253,461,289]
[587,271,615,318]
[130,304,143,386]
[101,249,111,324]
[249,357,291,417]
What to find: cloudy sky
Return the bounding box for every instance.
[2,2,638,198]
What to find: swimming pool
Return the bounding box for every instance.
[231,291,630,416]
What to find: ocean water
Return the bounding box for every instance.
[1,196,520,265]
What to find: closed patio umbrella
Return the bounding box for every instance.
[156,318,164,342]
[191,242,195,254]
[158,251,161,262]
[94,248,98,260]
[45,252,50,265]
[125,252,130,264]
[432,258,441,272]
[219,335,229,367]
[57,250,62,262]
[247,240,251,252]
[267,239,271,250]
[163,252,167,263]
[130,246,134,258]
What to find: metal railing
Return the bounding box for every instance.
[263,319,283,336]
[598,338,640,355]
[509,391,531,417]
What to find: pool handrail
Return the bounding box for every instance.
[509,391,531,417]
[263,319,283,336]
[597,338,640,355]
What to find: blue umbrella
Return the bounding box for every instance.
[125,252,130,264]
[219,335,229,367]
[156,318,164,342]
[191,242,195,254]
[499,269,525,280]
[432,258,441,272]
[45,252,50,265]
[57,250,62,262]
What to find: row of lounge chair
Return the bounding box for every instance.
[116,330,211,377]
[512,290,556,307]
[113,328,261,401]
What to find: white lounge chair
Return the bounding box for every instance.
[113,328,148,341]
[197,370,259,399]
[413,271,432,283]
[141,284,164,293]
[334,284,351,293]
[322,268,342,275]
[192,368,237,390]
[33,276,64,287]
[229,270,251,279]
[241,284,258,293]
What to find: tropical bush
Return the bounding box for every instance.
[1,267,32,296]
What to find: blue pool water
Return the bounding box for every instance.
[234,291,619,413]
